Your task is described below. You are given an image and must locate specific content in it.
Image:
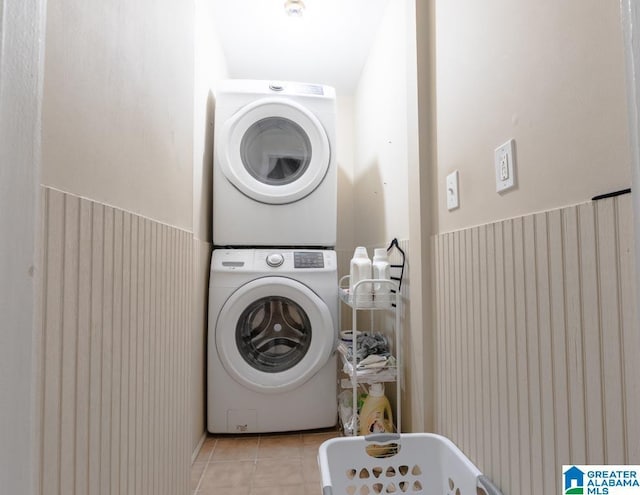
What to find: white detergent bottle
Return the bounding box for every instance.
[372,248,391,296]
[349,246,372,299]
[359,383,394,435]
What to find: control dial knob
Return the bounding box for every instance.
[266,253,284,267]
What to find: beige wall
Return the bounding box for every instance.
[194,0,229,243]
[435,0,631,232]
[620,0,640,316]
[41,0,194,231]
[353,0,413,248]
[191,0,229,455]
[0,0,45,492]
[336,95,356,253]
[412,0,437,433]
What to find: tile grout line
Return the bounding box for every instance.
[250,435,261,492]
[193,437,216,494]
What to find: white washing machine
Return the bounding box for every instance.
[212,80,337,247]
[207,249,338,433]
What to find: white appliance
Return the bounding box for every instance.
[207,249,338,433]
[212,80,337,247]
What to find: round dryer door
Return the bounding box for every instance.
[215,276,335,394]
[217,97,331,204]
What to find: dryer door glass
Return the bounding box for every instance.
[240,117,312,186]
[235,295,312,373]
[218,98,331,204]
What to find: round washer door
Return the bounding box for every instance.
[215,276,335,393]
[217,97,331,204]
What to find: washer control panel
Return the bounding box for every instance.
[293,251,325,269]
[212,249,335,272]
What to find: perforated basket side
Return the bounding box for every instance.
[318,433,489,495]
[434,435,483,495]
[318,434,437,495]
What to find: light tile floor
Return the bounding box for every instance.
[191,427,342,495]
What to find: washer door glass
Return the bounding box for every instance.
[236,295,311,373]
[218,97,331,205]
[216,277,335,393]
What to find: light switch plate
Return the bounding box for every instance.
[495,139,516,193]
[446,170,459,210]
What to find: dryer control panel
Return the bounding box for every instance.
[269,81,325,96]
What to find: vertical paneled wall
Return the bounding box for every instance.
[434,194,639,495]
[39,187,193,495]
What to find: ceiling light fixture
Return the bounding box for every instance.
[284,0,305,17]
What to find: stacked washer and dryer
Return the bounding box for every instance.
[208,80,339,434]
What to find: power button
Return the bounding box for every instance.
[266,253,284,267]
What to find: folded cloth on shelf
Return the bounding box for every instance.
[358,354,388,368]
[342,355,397,379]
[340,332,390,362]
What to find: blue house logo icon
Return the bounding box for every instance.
[564,466,585,495]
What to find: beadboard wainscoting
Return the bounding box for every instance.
[434,194,639,495]
[39,187,193,495]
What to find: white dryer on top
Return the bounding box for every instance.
[212,80,337,247]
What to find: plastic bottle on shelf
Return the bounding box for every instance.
[349,246,372,300]
[372,248,391,297]
[359,383,394,435]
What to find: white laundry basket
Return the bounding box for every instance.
[317,433,503,495]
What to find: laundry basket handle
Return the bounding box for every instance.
[477,475,503,495]
[364,433,401,443]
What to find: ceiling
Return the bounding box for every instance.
[210,0,391,94]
